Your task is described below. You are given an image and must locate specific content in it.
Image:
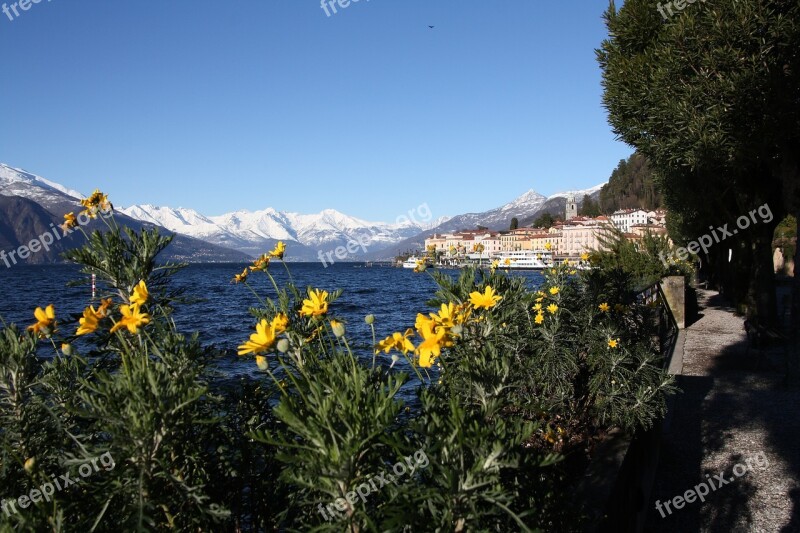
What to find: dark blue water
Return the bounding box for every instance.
[0,263,544,383]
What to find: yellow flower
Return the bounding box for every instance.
[598,302,610,313]
[533,303,542,311]
[97,298,113,317]
[376,328,415,355]
[416,323,447,368]
[580,252,590,261]
[27,305,56,337]
[614,303,626,313]
[549,287,560,296]
[546,303,559,314]
[76,306,102,336]
[250,254,270,272]
[61,212,78,232]
[415,312,436,333]
[238,319,277,355]
[300,289,329,317]
[130,280,149,307]
[503,258,511,266]
[271,313,289,334]
[432,302,458,329]
[268,241,286,260]
[110,304,150,334]
[534,313,544,325]
[79,189,111,218]
[232,268,249,283]
[608,338,619,349]
[545,242,552,251]
[80,189,109,210]
[490,259,499,272]
[469,286,502,310]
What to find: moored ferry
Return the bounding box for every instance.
[492,249,554,270]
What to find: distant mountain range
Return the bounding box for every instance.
[119,204,449,260]
[0,164,251,265]
[1,162,606,264]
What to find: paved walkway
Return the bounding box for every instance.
[645,289,800,532]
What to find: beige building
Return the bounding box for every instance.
[558,216,615,258]
[425,210,667,260]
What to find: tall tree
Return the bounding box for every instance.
[533,213,556,229]
[598,0,800,342]
[579,195,602,217]
[510,217,519,230]
[598,0,800,320]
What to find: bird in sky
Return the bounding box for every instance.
[428,25,435,29]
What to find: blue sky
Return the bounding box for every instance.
[0,0,632,222]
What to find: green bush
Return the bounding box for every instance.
[0,193,677,532]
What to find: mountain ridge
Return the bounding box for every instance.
[2,162,607,263]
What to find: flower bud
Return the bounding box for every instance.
[61,343,73,356]
[24,457,35,472]
[255,355,269,371]
[277,339,290,353]
[364,314,375,325]
[330,320,345,338]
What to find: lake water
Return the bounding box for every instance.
[0,263,544,384]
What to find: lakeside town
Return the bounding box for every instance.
[415,198,667,268]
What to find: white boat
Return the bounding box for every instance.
[402,256,424,269]
[492,250,554,270]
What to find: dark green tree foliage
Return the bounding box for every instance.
[597,0,800,330]
[510,217,519,230]
[579,195,602,217]
[599,152,663,213]
[533,212,560,229]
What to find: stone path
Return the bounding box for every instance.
[645,289,800,532]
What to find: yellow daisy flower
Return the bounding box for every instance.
[469,286,502,310]
[300,289,329,317]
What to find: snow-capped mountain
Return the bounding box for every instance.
[0,163,83,211]
[415,189,549,235]
[119,204,438,259]
[547,182,606,200]
[0,164,251,263]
